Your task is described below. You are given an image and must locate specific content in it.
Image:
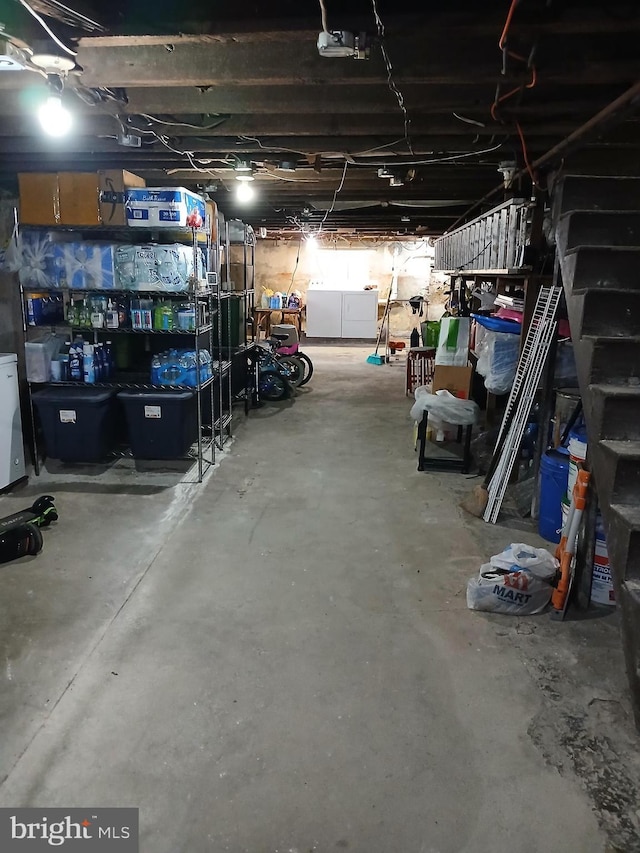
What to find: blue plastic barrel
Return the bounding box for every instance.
[539,449,570,543]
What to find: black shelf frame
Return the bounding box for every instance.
[20,219,218,482]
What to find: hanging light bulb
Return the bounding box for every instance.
[38,94,72,137]
[236,182,255,202]
[306,235,318,251]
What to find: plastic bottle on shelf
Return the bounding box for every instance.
[180,350,198,387]
[95,343,106,381]
[104,341,114,379]
[154,300,174,331]
[83,342,95,384]
[91,297,105,329]
[106,299,119,330]
[150,353,162,385]
[117,295,129,328]
[79,299,91,328]
[69,337,84,381]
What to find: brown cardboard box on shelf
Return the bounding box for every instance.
[432,365,473,399]
[18,173,61,225]
[98,169,146,226]
[205,201,217,242]
[58,172,102,226]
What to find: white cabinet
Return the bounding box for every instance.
[0,354,26,489]
[306,289,377,339]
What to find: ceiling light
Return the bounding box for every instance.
[305,235,318,250]
[389,176,404,187]
[236,182,255,203]
[401,216,411,223]
[38,94,72,136]
[377,167,393,179]
[235,172,255,182]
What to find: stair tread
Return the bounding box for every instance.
[610,504,640,528]
[583,334,640,343]
[559,210,640,220]
[566,244,640,255]
[589,383,640,397]
[599,439,640,458]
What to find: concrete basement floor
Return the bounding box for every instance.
[1,343,640,853]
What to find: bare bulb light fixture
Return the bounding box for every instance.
[38,93,72,136]
[236,182,255,202]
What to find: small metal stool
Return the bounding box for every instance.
[406,347,436,396]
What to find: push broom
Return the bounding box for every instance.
[367,285,393,365]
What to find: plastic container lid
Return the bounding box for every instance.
[32,387,116,404]
[471,313,521,334]
[117,391,194,403]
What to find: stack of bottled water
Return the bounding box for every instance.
[151,349,212,387]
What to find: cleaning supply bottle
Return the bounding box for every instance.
[69,337,83,381]
[83,342,95,384]
[410,327,420,348]
[104,341,114,379]
[106,299,119,330]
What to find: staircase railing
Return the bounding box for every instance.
[434,198,531,272]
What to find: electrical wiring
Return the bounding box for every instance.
[319,160,349,232]
[515,121,541,189]
[350,140,505,167]
[371,0,413,155]
[140,113,229,131]
[318,0,329,33]
[491,0,537,121]
[16,0,77,57]
[288,236,302,294]
[453,112,486,128]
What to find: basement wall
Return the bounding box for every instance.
[254,237,448,335]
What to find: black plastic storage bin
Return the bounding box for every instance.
[32,387,118,462]
[118,391,197,459]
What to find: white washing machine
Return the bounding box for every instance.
[0,353,26,489]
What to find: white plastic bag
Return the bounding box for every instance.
[466,564,553,615]
[466,543,558,615]
[475,329,520,394]
[410,387,478,426]
[489,543,558,580]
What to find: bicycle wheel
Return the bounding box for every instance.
[277,355,305,387]
[296,351,314,386]
[259,373,287,401]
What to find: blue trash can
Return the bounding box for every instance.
[118,391,197,459]
[32,387,118,462]
[539,449,570,543]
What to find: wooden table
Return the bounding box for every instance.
[253,307,305,340]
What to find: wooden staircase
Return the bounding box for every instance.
[553,175,640,727]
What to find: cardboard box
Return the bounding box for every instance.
[18,174,60,226]
[58,173,102,226]
[55,242,117,290]
[98,169,146,226]
[205,201,217,243]
[125,187,206,228]
[432,365,473,399]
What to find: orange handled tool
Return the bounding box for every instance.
[551,466,591,615]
